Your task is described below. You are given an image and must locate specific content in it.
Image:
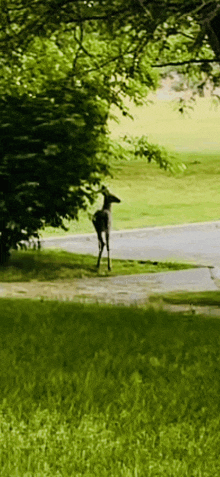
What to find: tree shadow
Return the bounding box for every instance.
[0,250,98,281]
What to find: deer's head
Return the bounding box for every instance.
[101,186,121,204]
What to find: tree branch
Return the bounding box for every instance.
[69,44,140,77]
[152,58,220,68]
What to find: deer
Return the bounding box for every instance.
[92,186,121,271]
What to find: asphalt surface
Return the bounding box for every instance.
[42,220,220,267]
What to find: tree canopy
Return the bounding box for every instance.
[1,1,220,97]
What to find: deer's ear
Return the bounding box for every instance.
[101,185,109,195]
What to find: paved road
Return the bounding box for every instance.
[42,221,220,267]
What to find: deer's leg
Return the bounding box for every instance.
[106,231,111,271]
[97,232,105,269]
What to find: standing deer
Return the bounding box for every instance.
[92,186,121,270]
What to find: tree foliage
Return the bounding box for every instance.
[1,2,220,80]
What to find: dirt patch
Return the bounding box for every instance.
[0,277,151,305]
[1,273,220,317]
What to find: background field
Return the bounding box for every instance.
[42,96,220,237]
[110,96,220,153]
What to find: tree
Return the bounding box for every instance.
[0,84,110,264]
[1,1,220,263]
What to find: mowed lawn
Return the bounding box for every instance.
[1,299,220,476]
[42,97,220,237]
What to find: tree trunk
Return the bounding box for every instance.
[0,232,11,266]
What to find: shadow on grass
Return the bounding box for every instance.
[0,250,97,282]
[0,249,197,282]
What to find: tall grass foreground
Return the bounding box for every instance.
[0,299,220,476]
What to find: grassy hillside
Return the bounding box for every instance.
[110,97,220,153]
[42,97,220,237]
[43,153,220,236]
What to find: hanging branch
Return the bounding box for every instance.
[152,58,220,68]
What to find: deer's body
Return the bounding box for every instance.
[92,188,121,270]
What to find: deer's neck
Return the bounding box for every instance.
[103,198,111,211]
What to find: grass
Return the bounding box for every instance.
[42,97,220,237]
[0,249,195,282]
[150,290,220,308]
[1,299,220,476]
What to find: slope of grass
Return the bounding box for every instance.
[1,299,220,476]
[42,151,220,236]
[109,97,220,153]
[0,249,195,282]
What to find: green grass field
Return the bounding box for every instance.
[109,97,220,153]
[1,299,220,476]
[42,97,220,237]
